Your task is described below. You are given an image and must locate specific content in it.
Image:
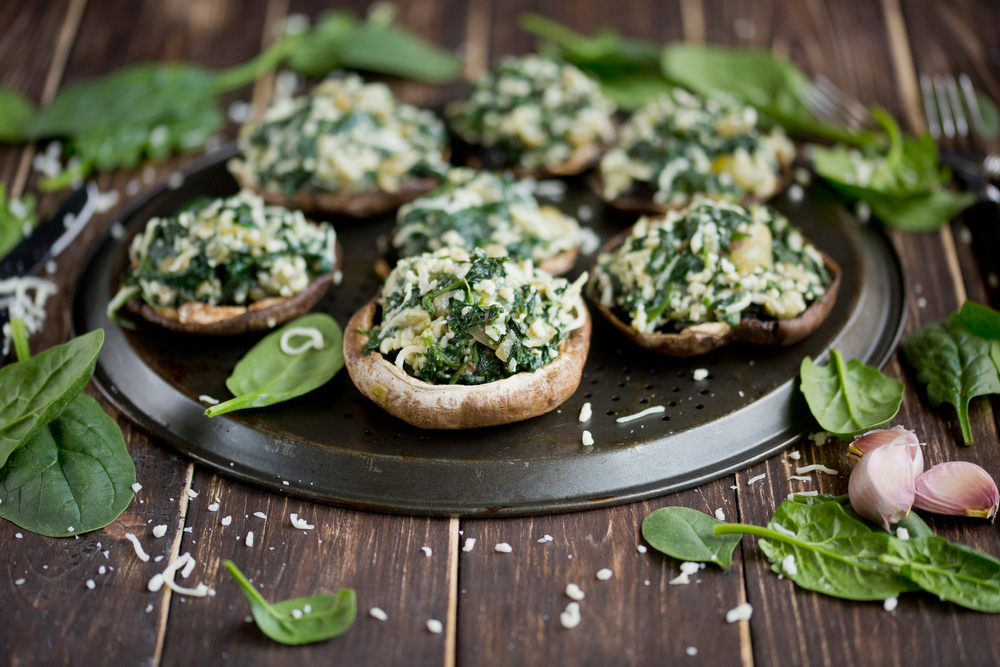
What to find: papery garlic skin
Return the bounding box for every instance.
[849,426,924,478]
[914,461,1000,521]
[848,442,917,531]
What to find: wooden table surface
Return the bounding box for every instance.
[3,0,1000,665]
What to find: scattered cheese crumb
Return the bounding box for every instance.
[787,184,805,202]
[253,512,267,520]
[208,503,220,512]
[245,531,254,547]
[796,464,838,475]
[132,483,143,493]
[145,604,154,613]
[290,609,302,620]
[787,450,801,460]
[186,489,199,499]
[421,546,433,557]
[462,538,476,552]
[896,528,910,541]
[747,473,766,485]
[14,578,25,586]
[199,395,219,406]
[637,545,647,553]
[566,583,585,601]
[370,607,388,621]
[537,534,553,543]
[15,532,22,538]
[221,516,232,526]
[715,508,726,521]
[167,172,185,190]
[669,562,700,585]
[560,602,581,629]
[152,525,167,538]
[596,568,613,581]
[810,431,832,446]
[290,513,314,530]
[495,542,513,553]
[616,406,666,423]
[86,579,96,590]
[578,402,592,423]
[855,201,872,223]
[125,533,150,562]
[788,475,812,482]
[884,597,898,612]
[781,554,798,576]
[582,430,594,446]
[726,603,753,623]
[686,647,699,656]
[577,204,594,222]
[787,490,819,500]
[692,368,709,381]
[282,481,289,486]
[67,526,74,532]
[427,619,443,634]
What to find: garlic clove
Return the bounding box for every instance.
[914,461,1000,521]
[848,442,917,531]
[848,426,924,478]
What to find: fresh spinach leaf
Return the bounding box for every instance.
[641,506,741,569]
[224,560,356,644]
[865,188,976,233]
[715,500,919,600]
[597,74,676,111]
[902,320,1000,444]
[285,11,358,76]
[206,314,344,417]
[0,328,104,467]
[882,536,1000,613]
[951,301,1000,342]
[799,349,904,439]
[0,86,35,142]
[792,492,934,538]
[0,394,136,537]
[993,342,1000,378]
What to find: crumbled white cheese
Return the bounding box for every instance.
[370,607,388,621]
[280,327,324,355]
[290,513,314,530]
[560,602,582,629]
[427,619,444,634]
[726,603,753,623]
[884,597,898,612]
[199,395,220,406]
[692,368,709,381]
[462,538,477,552]
[565,583,585,601]
[747,473,766,485]
[14,578,25,586]
[125,533,150,562]
[787,450,801,460]
[186,489,199,499]
[582,430,594,446]
[145,603,154,613]
[421,546,433,557]
[86,579,96,590]
[291,609,303,620]
[616,406,665,423]
[669,561,701,585]
[796,464,838,475]
[596,568,613,581]
[686,647,699,656]
[715,508,726,521]
[787,490,819,500]
[253,512,267,520]
[896,528,910,541]
[637,545,647,554]
[787,475,812,482]
[152,525,168,538]
[132,483,143,493]
[810,431,831,446]
[208,503,220,512]
[781,554,798,576]
[221,516,233,526]
[495,543,513,553]
[577,204,594,222]
[245,531,254,547]
[98,565,106,575]
[787,184,805,202]
[578,402,592,423]
[537,534,553,543]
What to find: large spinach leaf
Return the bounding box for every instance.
[799,349,904,439]
[0,394,135,537]
[641,506,741,569]
[206,314,344,417]
[902,320,1000,444]
[0,328,104,467]
[715,500,919,600]
[225,560,356,644]
[882,536,1000,613]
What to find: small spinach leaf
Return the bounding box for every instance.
[206,314,344,417]
[0,394,136,537]
[224,560,356,644]
[902,320,1000,444]
[951,301,1000,342]
[799,349,904,439]
[0,86,35,142]
[0,328,104,467]
[882,536,1000,613]
[641,506,741,569]
[715,500,919,600]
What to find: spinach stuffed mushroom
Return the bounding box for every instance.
[229,75,450,218]
[590,198,839,356]
[112,189,341,335]
[386,168,581,276]
[597,89,794,213]
[447,55,616,177]
[344,247,591,428]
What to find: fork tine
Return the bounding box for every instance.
[920,74,941,139]
[959,74,986,138]
[945,74,969,142]
[934,75,956,140]
[813,75,873,129]
[797,84,841,125]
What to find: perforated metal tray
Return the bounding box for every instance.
[73,146,906,517]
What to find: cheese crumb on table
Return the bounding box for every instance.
[686,647,698,656]
[637,545,647,554]
[726,603,753,623]
[421,546,433,557]
[152,525,167,538]
[221,516,232,526]
[132,483,143,493]
[370,607,388,621]
[86,580,96,590]
[747,473,766,485]
[207,503,220,512]
[596,568,613,581]
[566,583,585,601]
[560,602,581,629]
[462,538,476,552]
[125,533,150,562]
[715,508,726,521]
[495,542,513,553]
[692,368,709,381]
[186,489,198,499]
[795,464,838,475]
[245,531,254,547]
[787,450,801,460]
[290,513,315,530]
[427,619,444,634]
[253,512,267,520]
[884,597,898,612]
[669,561,701,585]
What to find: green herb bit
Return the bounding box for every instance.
[206,313,344,417]
[798,349,904,439]
[224,561,357,645]
[641,506,740,569]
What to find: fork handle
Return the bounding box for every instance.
[961,199,1000,306]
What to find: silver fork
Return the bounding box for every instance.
[920,72,1000,183]
[797,74,878,132]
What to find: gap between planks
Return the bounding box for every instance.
[9,0,88,199]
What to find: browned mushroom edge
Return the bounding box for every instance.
[343,296,592,429]
[588,166,791,216]
[373,233,580,279]
[587,228,842,358]
[123,239,343,336]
